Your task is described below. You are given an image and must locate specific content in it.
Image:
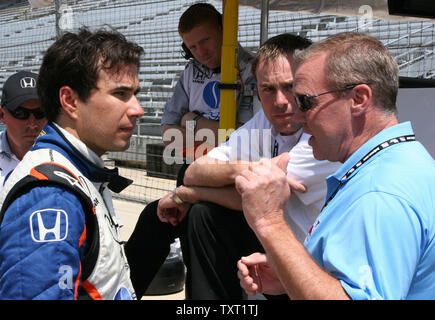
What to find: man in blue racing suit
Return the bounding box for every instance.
[0,28,145,300]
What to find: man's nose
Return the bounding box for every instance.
[128,95,144,118]
[275,89,290,105]
[26,114,39,128]
[196,44,208,58]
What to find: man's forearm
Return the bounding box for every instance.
[253,217,350,300]
[177,184,242,211]
[183,157,251,187]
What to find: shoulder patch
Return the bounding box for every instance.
[29,208,69,243]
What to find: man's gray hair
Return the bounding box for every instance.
[294,32,399,114]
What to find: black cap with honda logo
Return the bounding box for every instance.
[1,71,39,112]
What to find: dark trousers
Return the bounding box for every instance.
[125,199,289,300]
[125,163,288,299]
[181,201,264,299]
[125,200,263,299]
[124,164,189,298]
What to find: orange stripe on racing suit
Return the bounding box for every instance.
[82,280,103,300]
[30,162,82,184]
[74,264,81,300]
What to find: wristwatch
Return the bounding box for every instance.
[173,186,187,205]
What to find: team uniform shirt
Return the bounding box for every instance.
[305,122,435,300]
[0,130,20,192]
[207,108,341,242]
[161,45,255,126]
[0,123,135,300]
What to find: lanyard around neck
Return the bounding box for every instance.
[323,134,415,209]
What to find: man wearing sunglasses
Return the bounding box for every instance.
[154,33,341,299]
[236,32,435,300]
[0,71,46,192]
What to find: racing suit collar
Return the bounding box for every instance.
[33,122,132,193]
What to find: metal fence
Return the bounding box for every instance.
[1,0,434,203]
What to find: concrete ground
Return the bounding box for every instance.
[113,198,185,300]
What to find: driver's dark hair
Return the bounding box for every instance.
[37,27,144,121]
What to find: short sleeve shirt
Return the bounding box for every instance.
[161,45,256,125]
[304,122,435,300]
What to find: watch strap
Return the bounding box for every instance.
[173,186,187,205]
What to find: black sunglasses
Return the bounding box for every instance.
[9,106,45,120]
[294,83,371,112]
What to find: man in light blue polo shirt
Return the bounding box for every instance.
[304,121,434,299]
[235,32,434,300]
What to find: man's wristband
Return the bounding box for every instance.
[173,186,187,205]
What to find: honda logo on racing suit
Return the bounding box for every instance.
[30,209,68,242]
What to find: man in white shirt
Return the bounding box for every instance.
[0,71,46,192]
[157,33,341,299]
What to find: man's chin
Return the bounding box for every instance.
[109,140,131,153]
[276,124,302,136]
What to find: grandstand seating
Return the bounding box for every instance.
[1,0,434,203]
[1,0,434,137]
